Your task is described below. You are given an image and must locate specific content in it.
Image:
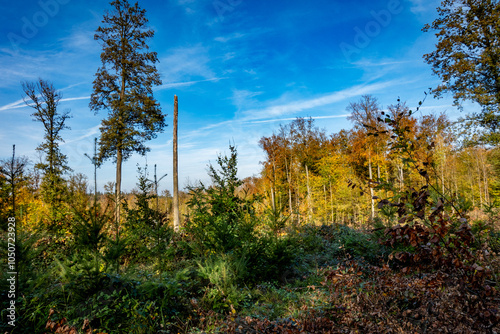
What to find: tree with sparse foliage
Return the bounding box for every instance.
[423,0,500,144]
[347,95,387,220]
[0,146,29,222]
[90,0,166,233]
[22,79,71,226]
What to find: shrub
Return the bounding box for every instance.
[184,145,256,256]
[197,254,247,312]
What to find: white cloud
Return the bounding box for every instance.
[230,89,262,111]
[62,125,101,145]
[408,0,440,18]
[245,114,350,124]
[0,96,89,112]
[241,80,400,121]
[158,46,215,82]
[59,27,99,52]
[0,98,25,111]
[155,78,223,91]
[352,59,412,67]
[214,32,246,43]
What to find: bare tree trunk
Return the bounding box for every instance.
[475,149,483,208]
[323,184,327,223]
[285,157,293,218]
[441,152,446,195]
[480,150,490,205]
[329,181,334,223]
[271,186,276,212]
[272,161,277,212]
[398,163,404,192]
[305,164,312,223]
[173,95,180,232]
[116,147,122,239]
[469,169,475,208]
[9,145,17,218]
[296,173,301,225]
[453,160,458,195]
[368,155,375,220]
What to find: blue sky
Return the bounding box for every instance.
[0,0,478,193]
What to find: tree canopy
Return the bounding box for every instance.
[22,79,71,179]
[90,0,165,162]
[423,0,500,144]
[90,0,165,226]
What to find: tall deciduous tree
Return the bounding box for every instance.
[347,95,386,220]
[22,79,71,225]
[423,0,500,144]
[90,0,166,232]
[290,118,326,223]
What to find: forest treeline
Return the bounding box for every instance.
[253,95,500,226]
[2,93,499,234]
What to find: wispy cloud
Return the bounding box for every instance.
[59,28,99,52]
[61,96,90,103]
[63,125,101,145]
[159,46,215,82]
[0,98,25,111]
[408,0,440,19]
[155,78,224,91]
[231,89,263,111]
[245,114,350,124]
[173,81,399,141]
[0,96,90,112]
[352,59,412,67]
[214,32,246,43]
[241,80,400,120]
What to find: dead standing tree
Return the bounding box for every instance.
[173,95,180,232]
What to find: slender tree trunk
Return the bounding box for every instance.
[329,181,334,223]
[115,147,122,240]
[398,164,404,192]
[305,164,312,223]
[442,152,446,195]
[92,138,98,221]
[480,150,490,205]
[272,161,276,212]
[484,169,489,205]
[296,174,301,225]
[368,155,375,220]
[11,145,16,218]
[285,157,293,218]
[173,95,180,232]
[271,186,276,212]
[323,184,327,223]
[154,164,159,212]
[10,145,19,303]
[475,149,483,208]
[453,160,458,196]
[469,169,475,208]
[115,62,127,239]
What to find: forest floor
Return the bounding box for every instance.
[2,222,500,334]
